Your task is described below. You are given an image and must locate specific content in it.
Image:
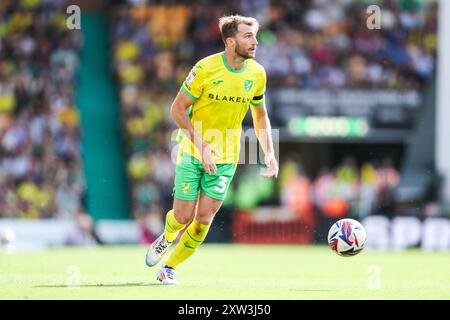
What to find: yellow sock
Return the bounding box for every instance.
[164,209,187,243]
[165,219,210,269]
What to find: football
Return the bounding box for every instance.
[327,218,366,257]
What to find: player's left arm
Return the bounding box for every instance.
[250,102,279,178]
[250,67,278,178]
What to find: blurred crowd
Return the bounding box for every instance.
[0,0,438,231]
[223,156,400,215]
[279,156,400,220]
[258,0,437,89]
[112,0,437,228]
[0,0,84,219]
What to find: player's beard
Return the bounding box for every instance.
[235,42,254,60]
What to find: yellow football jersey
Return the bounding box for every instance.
[177,51,266,164]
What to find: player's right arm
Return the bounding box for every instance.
[171,88,221,175]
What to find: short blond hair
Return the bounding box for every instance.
[218,15,259,45]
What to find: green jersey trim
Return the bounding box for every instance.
[221,51,248,73]
[182,84,199,100]
[250,100,264,106]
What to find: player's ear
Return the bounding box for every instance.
[225,37,235,48]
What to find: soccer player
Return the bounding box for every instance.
[145,15,278,285]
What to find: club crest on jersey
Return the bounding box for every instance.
[244,80,253,92]
[181,182,191,194]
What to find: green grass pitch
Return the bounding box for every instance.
[0,244,449,299]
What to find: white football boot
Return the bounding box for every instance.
[145,234,172,267]
[157,265,179,285]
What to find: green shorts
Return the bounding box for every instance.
[173,152,237,201]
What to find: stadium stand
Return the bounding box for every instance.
[111,0,437,239]
[0,0,85,219]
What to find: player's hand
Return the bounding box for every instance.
[201,142,221,175]
[261,153,278,178]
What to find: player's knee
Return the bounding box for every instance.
[173,210,193,225]
[196,210,217,225]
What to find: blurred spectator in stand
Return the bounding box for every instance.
[65,211,103,246]
[376,158,400,217]
[136,203,164,244]
[313,166,348,242]
[279,157,314,226]
[335,156,359,214]
[234,165,275,211]
[358,162,378,219]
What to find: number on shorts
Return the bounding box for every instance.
[214,176,229,193]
